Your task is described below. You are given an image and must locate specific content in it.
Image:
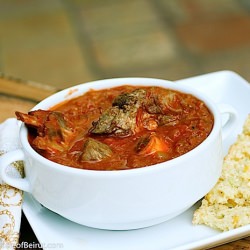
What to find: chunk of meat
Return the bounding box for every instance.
[144,87,183,114]
[90,89,146,136]
[158,114,180,126]
[81,138,113,161]
[16,110,74,154]
[112,89,146,109]
[90,106,137,135]
[16,110,51,136]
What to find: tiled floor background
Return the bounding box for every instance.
[0,0,250,90]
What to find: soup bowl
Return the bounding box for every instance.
[0,77,237,230]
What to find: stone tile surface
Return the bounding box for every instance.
[176,14,250,53]
[0,0,93,87]
[0,0,249,88]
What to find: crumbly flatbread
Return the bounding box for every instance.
[192,114,250,231]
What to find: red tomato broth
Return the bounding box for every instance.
[26,85,214,170]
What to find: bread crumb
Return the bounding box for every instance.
[193,114,250,231]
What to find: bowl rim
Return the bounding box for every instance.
[19,77,221,177]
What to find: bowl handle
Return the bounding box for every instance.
[218,103,238,141]
[0,149,31,192]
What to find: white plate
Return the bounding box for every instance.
[22,71,250,250]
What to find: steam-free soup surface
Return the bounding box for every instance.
[16,85,214,170]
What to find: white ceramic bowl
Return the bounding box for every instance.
[0,78,237,230]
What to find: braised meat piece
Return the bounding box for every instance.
[112,89,146,109]
[16,110,51,136]
[90,89,146,136]
[158,114,180,126]
[144,87,183,114]
[81,138,113,161]
[16,110,74,154]
[89,106,136,135]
